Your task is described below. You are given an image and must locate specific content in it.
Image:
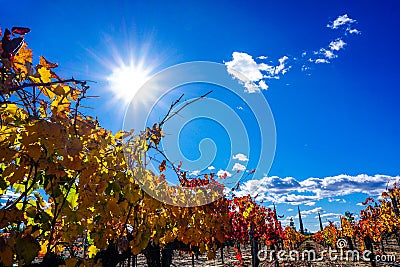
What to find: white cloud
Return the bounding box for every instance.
[349,29,361,35]
[323,49,337,59]
[328,198,346,203]
[189,170,201,176]
[232,153,249,162]
[302,207,323,215]
[277,56,290,75]
[225,52,290,93]
[294,213,306,219]
[226,14,361,91]
[207,166,215,170]
[0,190,20,203]
[235,174,400,205]
[225,52,263,93]
[244,83,260,93]
[315,58,329,64]
[327,14,361,36]
[260,56,290,78]
[311,46,341,64]
[317,212,342,219]
[226,52,263,81]
[305,202,316,206]
[258,80,269,90]
[329,39,346,51]
[301,65,311,72]
[1,190,50,209]
[305,14,360,66]
[232,163,246,172]
[327,14,356,30]
[217,169,232,178]
[287,208,294,212]
[280,216,294,226]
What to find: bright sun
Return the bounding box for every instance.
[107,63,151,104]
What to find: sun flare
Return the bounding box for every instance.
[107,63,151,104]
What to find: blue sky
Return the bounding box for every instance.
[4,0,400,231]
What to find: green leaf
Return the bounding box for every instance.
[66,185,78,210]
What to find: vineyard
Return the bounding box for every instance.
[1,42,400,267]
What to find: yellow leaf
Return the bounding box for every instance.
[38,241,48,258]
[115,131,124,140]
[0,104,18,115]
[51,95,71,117]
[41,86,55,100]
[12,43,32,75]
[243,211,249,219]
[39,56,58,70]
[87,245,98,258]
[37,67,52,83]
[172,227,178,235]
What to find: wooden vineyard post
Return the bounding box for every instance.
[250,223,260,267]
[221,245,224,264]
[364,236,376,267]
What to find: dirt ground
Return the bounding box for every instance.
[126,239,400,267]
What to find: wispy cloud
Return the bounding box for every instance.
[308,39,346,64]
[235,174,400,205]
[226,14,361,91]
[329,39,346,51]
[232,163,246,172]
[280,216,294,226]
[232,153,249,162]
[189,170,201,176]
[302,207,324,215]
[317,212,342,219]
[327,14,360,35]
[349,28,361,35]
[0,190,20,204]
[305,202,316,206]
[328,198,346,203]
[313,58,330,64]
[306,14,360,64]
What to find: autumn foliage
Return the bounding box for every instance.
[308,184,400,254]
[1,40,400,267]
